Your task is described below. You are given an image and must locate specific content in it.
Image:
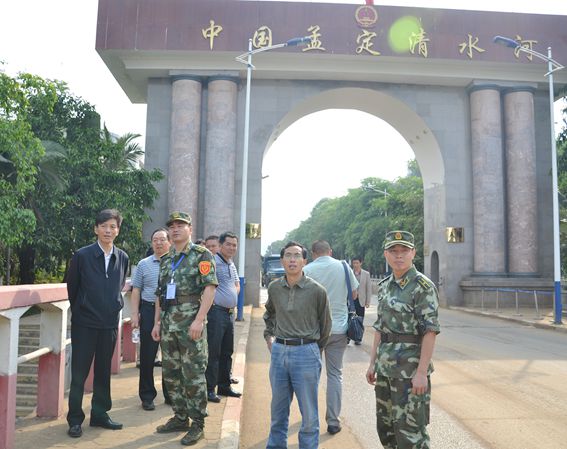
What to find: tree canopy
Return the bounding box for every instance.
[267,162,424,275]
[0,70,163,284]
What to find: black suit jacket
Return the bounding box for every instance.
[67,242,129,329]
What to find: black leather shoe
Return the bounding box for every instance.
[217,387,242,398]
[142,400,155,411]
[327,425,342,435]
[207,391,221,403]
[90,416,123,430]
[230,377,239,384]
[68,424,82,438]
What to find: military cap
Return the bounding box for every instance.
[384,230,415,249]
[166,211,192,226]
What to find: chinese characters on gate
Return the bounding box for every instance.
[200,7,539,61]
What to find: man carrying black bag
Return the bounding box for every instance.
[303,240,358,435]
[341,261,364,344]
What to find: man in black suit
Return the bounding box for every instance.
[66,209,129,438]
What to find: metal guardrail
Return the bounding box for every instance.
[474,287,554,320]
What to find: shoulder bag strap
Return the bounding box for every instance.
[341,260,355,312]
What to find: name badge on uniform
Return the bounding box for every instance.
[166,282,177,300]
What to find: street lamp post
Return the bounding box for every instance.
[362,185,390,216]
[362,185,391,274]
[234,36,310,320]
[493,35,565,324]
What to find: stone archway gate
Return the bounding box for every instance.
[96,0,567,306]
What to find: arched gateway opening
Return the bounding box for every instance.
[260,86,445,283]
[96,0,566,309]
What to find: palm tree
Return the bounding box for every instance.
[101,126,144,170]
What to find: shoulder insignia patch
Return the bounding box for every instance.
[199,261,212,276]
[416,275,434,290]
[193,244,206,253]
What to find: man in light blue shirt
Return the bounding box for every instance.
[303,240,358,435]
[205,231,242,402]
[131,228,172,410]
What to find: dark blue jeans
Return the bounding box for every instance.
[205,305,234,392]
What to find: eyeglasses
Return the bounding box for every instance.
[283,253,303,260]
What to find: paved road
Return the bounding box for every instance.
[432,308,567,449]
[346,305,567,449]
[252,289,567,449]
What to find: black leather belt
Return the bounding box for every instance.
[380,332,421,344]
[212,304,234,313]
[141,301,155,307]
[275,337,316,346]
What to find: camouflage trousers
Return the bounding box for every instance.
[160,323,208,424]
[375,375,431,449]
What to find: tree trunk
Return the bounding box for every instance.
[18,245,36,284]
[4,247,10,285]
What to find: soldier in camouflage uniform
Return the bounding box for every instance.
[151,212,218,446]
[366,231,440,449]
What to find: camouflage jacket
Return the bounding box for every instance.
[373,265,440,379]
[156,242,218,332]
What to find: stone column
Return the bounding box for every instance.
[203,77,238,236]
[504,87,538,275]
[168,76,202,234]
[469,85,506,274]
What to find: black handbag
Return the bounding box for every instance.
[341,261,364,343]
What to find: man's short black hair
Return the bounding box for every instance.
[311,240,331,256]
[205,234,219,242]
[95,209,122,228]
[219,231,238,244]
[352,256,363,263]
[280,241,307,260]
[151,227,170,241]
[194,238,205,245]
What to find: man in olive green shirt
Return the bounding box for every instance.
[263,241,331,449]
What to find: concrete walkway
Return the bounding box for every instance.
[13,298,566,449]
[14,305,252,449]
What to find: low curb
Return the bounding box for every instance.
[217,305,252,449]
[449,306,567,334]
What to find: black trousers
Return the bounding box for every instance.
[205,305,234,392]
[139,301,170,403]
[354,299,366,318]
[67,324,117,426]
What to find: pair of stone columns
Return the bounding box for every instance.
[470,84,538,276]
[168,75,238,237]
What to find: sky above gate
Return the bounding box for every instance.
[0,1,566,254]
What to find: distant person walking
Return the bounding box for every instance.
[303,240,358,435]
[264,241,331,449]
[366,231,440,449]
[351,256,372,318]
[66,209,129,438]
[130,228,172,411]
